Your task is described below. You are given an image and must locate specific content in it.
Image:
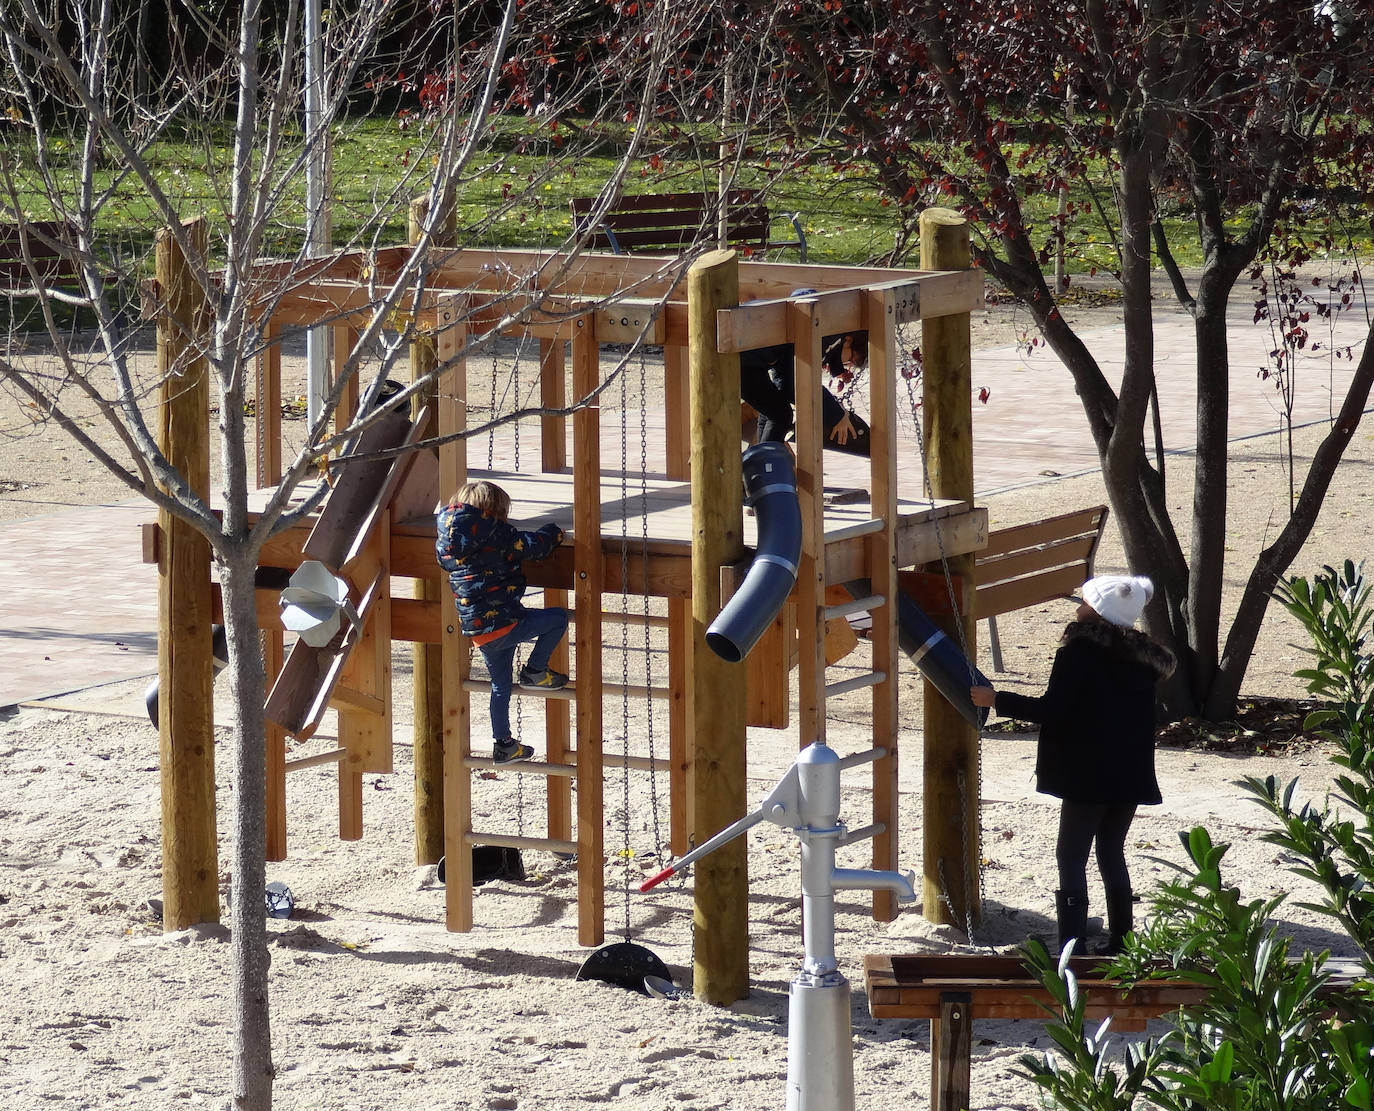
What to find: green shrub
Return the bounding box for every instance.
[1014,562,1374,1110]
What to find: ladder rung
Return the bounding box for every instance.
[462,678,574,701]
[824,670,887,698]
[824,593,884,620]
[823,518,885,543]
[468,831,578,855]
[462,679,671,701]
[463,751,670,775]
[284,747,348,772]
[837,821,886,847]
[837,746,888,770]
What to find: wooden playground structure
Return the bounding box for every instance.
[149,208,989,1004]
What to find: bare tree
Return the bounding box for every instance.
[0,0,696,1104]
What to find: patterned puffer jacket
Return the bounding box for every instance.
[435,502,563,638]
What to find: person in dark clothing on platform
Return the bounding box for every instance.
[970,575,1176,955]
[739,331,871,455]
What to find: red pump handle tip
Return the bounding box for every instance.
[639,866,676,892]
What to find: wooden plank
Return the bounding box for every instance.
[437,306,475,932]
[743,600,792,729]
[934,993,972,1111]
[978,506,1108,559]
[263,630,287,861]
[976,535,1099,583]
[256,318,282,488]
[977,565,1092,619]
[792,295,828,749]
[154,216,218,931]
[688,249,749,1005]
[919,208,979,932]
[572,316,606,947]
[866,285,901,924]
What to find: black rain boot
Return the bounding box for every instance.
[1055,890,1090,955]
[1098,888,1136,955]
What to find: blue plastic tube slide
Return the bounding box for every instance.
[842,579,991,728]
[705,442,802,663]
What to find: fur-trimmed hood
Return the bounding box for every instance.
[1061,618,1177,681]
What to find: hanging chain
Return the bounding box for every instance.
[639,347,662,866]
[618,348,634,941]
[899,324,987,946]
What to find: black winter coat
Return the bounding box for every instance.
[993,619,1176,805]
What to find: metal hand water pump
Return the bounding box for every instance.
[642,740,916,1111]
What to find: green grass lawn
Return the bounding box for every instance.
[8,114,1371,282]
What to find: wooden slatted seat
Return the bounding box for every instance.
[570,189,807,259]
[973,504,1109,671]
[0,220,84,295]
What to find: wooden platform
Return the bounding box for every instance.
[253,466,988,609]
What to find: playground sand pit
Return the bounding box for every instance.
[3,286,1374,1109]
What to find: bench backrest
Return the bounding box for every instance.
[973,504,1109,619]
[0,221,82,289]
[570,189,773,254]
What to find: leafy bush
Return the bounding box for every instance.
[1015,562,1374,1110]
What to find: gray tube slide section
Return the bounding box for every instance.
[706,442,802,663]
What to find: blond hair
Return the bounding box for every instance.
[454,480,510,520]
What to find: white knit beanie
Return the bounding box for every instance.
[1082,575,1153,628]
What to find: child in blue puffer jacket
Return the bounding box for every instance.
[436,480,569,764]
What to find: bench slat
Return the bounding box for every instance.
[976,565,1094,618]
[977,505,1107,560]
[570,189,803,257]
[976,534,1099,586]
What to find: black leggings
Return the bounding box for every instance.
[1056,800,1137,896]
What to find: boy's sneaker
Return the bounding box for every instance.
[493,739,535,765]
[518,666,568,691]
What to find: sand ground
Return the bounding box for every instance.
[1,281,1372,1110]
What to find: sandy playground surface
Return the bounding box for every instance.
[1,286,1372,1110]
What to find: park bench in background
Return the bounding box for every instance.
[973,504,1110,671]
[570,189,807,259]
[0,220,84,297]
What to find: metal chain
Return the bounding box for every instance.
[639,347,662,866]
[898,324,987,944]
[619,351,634,941]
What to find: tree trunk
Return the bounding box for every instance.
[220,552,275,1109]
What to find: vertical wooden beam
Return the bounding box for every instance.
[664,344,690,854]
[436,304,474,931]
[336,511,393,840]
[410,197,455,865]
[919,208,980,929]
[155,216,218,930]
[688,249,748,1005]
[790,297,827,750]
[263,629,287,861]
[540,336,572,841]
[572,316,606,947]
[866,287,901,922]
[539,336,567,470]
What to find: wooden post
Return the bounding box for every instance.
[919,208,980,929]
[410,195,455,864]
[687,249,749,1004]
[437,305,474,931]
[866,287,901,922]
[572,316,606,946]
[155,216,218,930]
[790,298,827,750]
[540,336,573,843]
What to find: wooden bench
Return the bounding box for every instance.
[570,189,807,259]
[973,504,1109,671]
[0,220,84,297]
[865,952,1361,1111]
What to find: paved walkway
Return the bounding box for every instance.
[2,303,1368,708]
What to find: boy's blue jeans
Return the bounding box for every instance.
[477,606,570,740]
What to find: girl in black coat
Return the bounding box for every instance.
[971,575,1176,954]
